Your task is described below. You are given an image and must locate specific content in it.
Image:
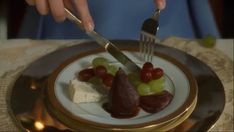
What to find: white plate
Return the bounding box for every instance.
[47,50,197,130]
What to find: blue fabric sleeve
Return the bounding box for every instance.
[188,0,220,38]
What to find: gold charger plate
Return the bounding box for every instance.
[8,40,225,131]
[156,96,197,131]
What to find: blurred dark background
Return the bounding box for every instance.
[0,0,233,39]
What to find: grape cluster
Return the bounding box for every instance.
[78,57,118,87]
[129,62,165,96]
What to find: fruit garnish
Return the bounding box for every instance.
[94,65,107,78]
[140,69,152,83]
[92,57,109,68]
[151,68,164,80]
[78,68,94,81]
[106,64,118,75]
[142,62,154,71]
[137,62,165,95]
[89,76,103,85]
[102,73,114,87]
[76,58,172,118]
[137,83,152,96]
[148,76,165,93]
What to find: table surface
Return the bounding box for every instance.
[0,37,233,131]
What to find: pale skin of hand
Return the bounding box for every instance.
[25,0,166,32]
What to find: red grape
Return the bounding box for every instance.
[94,66,107,77]
[142,62,154,71]
[140,69,152,83]
[78,68,94,81]
[102,73,114,87]
[151,68,164,80]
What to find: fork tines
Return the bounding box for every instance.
[140,10,160,62]
[140,31,156,62]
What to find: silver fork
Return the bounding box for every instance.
[140,9,160,62]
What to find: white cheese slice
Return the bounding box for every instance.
[69,79,102,103]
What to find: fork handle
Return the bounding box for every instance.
[152,9,161,20]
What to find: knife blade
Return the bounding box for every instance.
[65,8,141,72]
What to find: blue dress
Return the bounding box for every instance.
[18,0,220,39]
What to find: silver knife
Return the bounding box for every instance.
[65,8,141,72]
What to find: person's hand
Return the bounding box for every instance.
[25,0,166,32]
[154,0,166,10]
[25,0,94,32]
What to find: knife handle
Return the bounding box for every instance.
[65,8,110,47]
[64,8,83,30]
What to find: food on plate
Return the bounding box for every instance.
[140,63,164,83]
[94,65,107,78]
[92,57,109,68]
[103,69,140,118]
[140,90,173,113]
[148,76,165,93]
[102,73,114,87]
[69,79,103,103]
[74,57,173,118]
[77,57,117,90]
[92,57,118,75]
[78,68,94,81]
[130,62,165,96]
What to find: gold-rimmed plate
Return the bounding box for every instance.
[46,47,197,131]
[156,96,197,131]
[8,40,225,132]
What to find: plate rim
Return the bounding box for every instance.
[157,96,197,131]
[46,47,198,130]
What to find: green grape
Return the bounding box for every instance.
[128,73,141,87]
[148,76,165,93]
[201,35,216,47]
[88,76,102,85]
[92,57,109,68]
[137,83,152,96]
[107,65,118,75]
[157,76,165,83]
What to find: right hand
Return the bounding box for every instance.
[25,0,94,32]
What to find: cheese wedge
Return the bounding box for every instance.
[69,79,102,103]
